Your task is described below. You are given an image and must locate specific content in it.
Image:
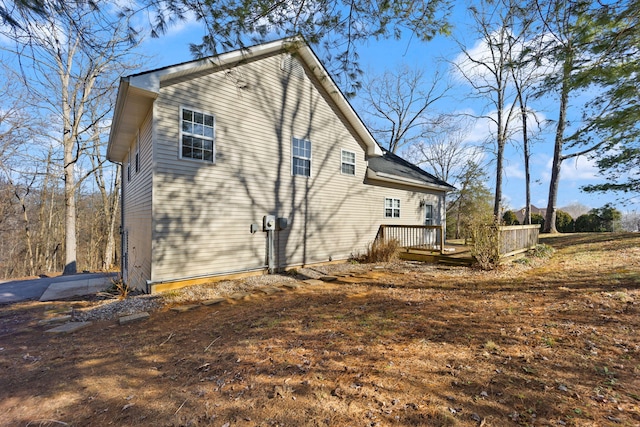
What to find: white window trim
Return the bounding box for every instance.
[341,149,356,176]
[179,106,216,163]
[291,137,312,177]
[384,197,401,218]
[134,132,140,173]
[126,152,131,182]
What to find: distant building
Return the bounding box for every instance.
[514,205,546,224]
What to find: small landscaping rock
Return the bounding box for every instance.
[171,305,200,313]
[119,312,150,325]
[319,276,338,282]
[38,315,72,325]
[258,287,283,295]
[45,321,92,334]
[201,297,226,306]
[229,292,250,300]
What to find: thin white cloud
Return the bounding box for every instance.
[541,155,601,181]
[505,163,525,179]
[162,10,199,37]
[463,115,493,144]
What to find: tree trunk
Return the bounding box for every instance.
[16,190,35,276]
[45,185,56,272]
[36,148,54,272]
[544,54,572,234]
[103,166,120,270]
[522,106,531,226]
[493,73,506,222]
[494,123,505,221]
[63,139,77,275]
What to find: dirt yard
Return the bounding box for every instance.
[1,233,639,426]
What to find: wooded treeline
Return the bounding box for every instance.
[0,174,120,279]
[0,1,138,278]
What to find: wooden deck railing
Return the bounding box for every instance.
[498,224,540,256]
[376,224,540,259]
[376,225,445,255]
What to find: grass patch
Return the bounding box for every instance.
[360,238,400,263]
[2,233,640,426]
[528,243,555,258]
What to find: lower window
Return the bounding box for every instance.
[385,198,400,218]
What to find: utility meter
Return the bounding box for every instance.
[277,217,288,230]
[263,215,276,231]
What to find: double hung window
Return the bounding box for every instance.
[341,150,356,175]
[181,108,215,162]
[292,137,311,177]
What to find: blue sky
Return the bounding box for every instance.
[138,6,639,215]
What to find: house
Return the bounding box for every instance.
[107,38,455,293]
[514,205,547,224]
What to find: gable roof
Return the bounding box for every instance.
[367,148,456,192]
[107,37,383,162]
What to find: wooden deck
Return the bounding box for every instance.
[398,242,475,266]
[376,224,541,267]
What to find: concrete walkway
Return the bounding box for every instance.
[0,272,118,304]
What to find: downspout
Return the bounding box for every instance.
[441,192,446,245]
[118,161,125,284]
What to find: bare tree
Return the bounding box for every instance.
[506,1,547,225]
[452,1,521,220]
[360,65,449,154]
[408,116,481,183]
[0,66,47,277]
[1,2,140,274]
[88,114,121,270]
[406,116,489,239]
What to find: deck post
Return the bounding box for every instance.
[439,225,444,255]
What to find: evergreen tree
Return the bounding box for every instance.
[555,210,574,232]
[502,210,519,225]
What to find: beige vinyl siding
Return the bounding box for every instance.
[123,112,153,290]
[150,53,445,282]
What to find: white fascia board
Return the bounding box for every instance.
[128,39,292,94]
[294,43,383,158]
[107,79,157,162]
[366,169,453,193]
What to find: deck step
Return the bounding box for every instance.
[399,249,475,266]
[437,257,475,266]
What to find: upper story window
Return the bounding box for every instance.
[292,137,311,177]
[180,107,215,162]
[384,198,400,218]
[341,149,355,175]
